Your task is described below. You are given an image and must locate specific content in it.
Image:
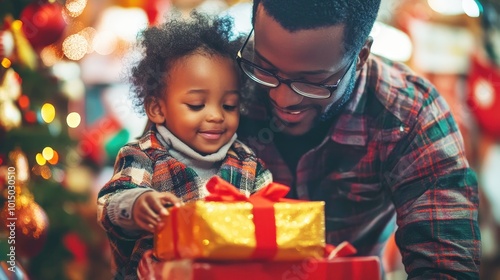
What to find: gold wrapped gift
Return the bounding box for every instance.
[154,177,325,261]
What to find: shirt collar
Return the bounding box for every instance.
[329,59,370,146]
[137,124,238,162]
[156,124,237,162]
[329,55,407,147]
[138,125,167,152]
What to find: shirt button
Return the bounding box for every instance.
[121,209,130,219]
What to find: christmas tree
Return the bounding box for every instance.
[0,1,112,279]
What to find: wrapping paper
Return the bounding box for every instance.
[138,250,382,280]
[154,177,325,261]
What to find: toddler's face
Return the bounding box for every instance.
[158,54,240,155]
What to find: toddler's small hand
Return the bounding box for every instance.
[132,191,181,233]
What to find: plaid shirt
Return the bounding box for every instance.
[238,55,481,279]
[97,126,272,280]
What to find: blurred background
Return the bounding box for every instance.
[0,0,499,279]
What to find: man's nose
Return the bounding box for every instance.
[268,84,304,108]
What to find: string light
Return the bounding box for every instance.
[428,0,481,17]
[48,150,59,165]
[18,95,30,110]
[65,0,87,18]
[66,112,81,128]
[463,0,481,17]
[1,58,11,68]
[63,34,88,61]
[36,153,47,165]
[42,147,54,161]
[41,103,56,123]
[11,20,22,31]
[40,165,52,179]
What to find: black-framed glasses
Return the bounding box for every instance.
[236,28,355,99]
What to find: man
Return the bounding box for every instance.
[236,0,481,278]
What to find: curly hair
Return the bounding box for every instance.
[130,12,244,113]
[252,0,381,58]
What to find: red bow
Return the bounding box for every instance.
[204,176,292,259]
[205,176,290,202]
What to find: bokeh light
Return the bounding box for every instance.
[40,45,64,67]
[63,34,88,61]
[66,112,81,128]
[42,147,54,161]
[41,103,56,123]
[40,165,52,179]
[1,58,11,68]
[18,95,30,110]
[48,150,59,165]
[78,27,97,54]
[65,0,87,17]
[36,153,47,165]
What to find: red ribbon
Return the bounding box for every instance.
[170,207,180,259]
[204,176,292,260]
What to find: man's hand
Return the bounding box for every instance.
[132,191,182,233]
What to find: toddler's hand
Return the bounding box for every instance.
[132,191,181,233]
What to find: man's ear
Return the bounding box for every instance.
[355,36,373,71]
[145,97,166,124]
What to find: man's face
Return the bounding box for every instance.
[253,5,357,136]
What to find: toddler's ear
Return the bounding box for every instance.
[145,98,166,124]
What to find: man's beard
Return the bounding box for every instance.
[318,68,357,123]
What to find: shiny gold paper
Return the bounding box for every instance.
[154,201,325,261]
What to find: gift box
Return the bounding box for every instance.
[154,176,325,261]
[138,250,381,280]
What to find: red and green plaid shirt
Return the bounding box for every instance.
[98,126,272,279]
[238,55,480,279]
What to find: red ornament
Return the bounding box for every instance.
[20,1,67,50]
[467,56,500,140]
[1,197,49,258]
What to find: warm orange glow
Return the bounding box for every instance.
[11,20,22,31]
[40,45,64,67]
[1,58,11,68]
[40,165,52,179]
[32,165,41,175]
[48,150,59,165]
